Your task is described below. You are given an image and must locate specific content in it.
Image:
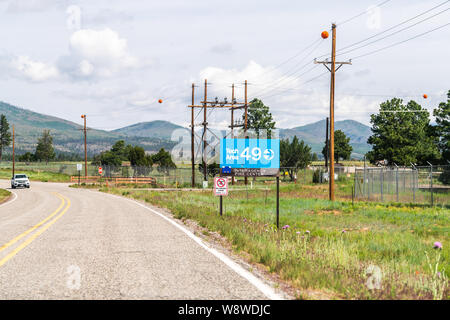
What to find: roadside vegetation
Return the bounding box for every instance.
[0,169,70,183]
[0,188,11,203]
[99,179,449,300]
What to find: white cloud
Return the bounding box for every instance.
[10,55,59,82]
[59,28,139,79]
[1,0,70,12]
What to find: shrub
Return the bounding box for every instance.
[438,168,450,185]
[313,169,321,184]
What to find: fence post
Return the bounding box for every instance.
[413,167,416,204]
[395,164,399,202]
[380,168,383,202]
[428,162,433,206]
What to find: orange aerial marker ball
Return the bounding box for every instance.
[423,94,428,99]
[321,31,329,39]
[158,99,163,104]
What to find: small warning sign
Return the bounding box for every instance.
[214,177,228,196]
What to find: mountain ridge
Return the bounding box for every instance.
[0,100,372,158]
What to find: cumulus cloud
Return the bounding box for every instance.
[58,28,139,79]
[195,60,383,128]
[10,55,59,82]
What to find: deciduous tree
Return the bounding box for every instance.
[280,136,312,181]
[367,99,440,166]
[244,99,276,138]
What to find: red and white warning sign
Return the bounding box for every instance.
[98,166,103,175]
[214,177,228,196]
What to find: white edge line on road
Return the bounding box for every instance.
[98,191,284,300]
[0,190,18,208]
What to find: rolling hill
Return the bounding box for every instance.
[280,120,372,158]
[0,100,372,159]
[113,121,183,140]
[0,101,175,156]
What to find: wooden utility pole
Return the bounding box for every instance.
[81,115,88,178]
[191,83,196,187]
[231,84,235,139]
[325,117,329,170]
[203,79,208,182]
[315,24,351,201]
[244,80,248,185]
[244,80,248,132]
[12,125,15,178]
[231,83,235,185]
[187,80,249,187]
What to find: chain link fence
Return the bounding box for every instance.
[354,165,450,206]
[3,161,449,206]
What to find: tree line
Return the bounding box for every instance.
[0,116,57,164]
[92,140,176,174]
[1,91,449,180]
[246,93,450,182]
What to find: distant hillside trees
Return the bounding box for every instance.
[280,136,312,181]
[0,114,12,161]
[322,130,353,163]
[92,140,176,173]
[367,99,440,166]
[198,162,220,177]
[151,148,176,174]
[18,152,36,162]
[35,130,55,164]
[244,99,276,138]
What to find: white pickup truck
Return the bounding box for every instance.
[11,174,30,189]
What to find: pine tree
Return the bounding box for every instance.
[35,130,55,164]
[0,114,12,161]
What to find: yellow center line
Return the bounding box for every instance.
[0,193,71,268]
[0,193,65,254]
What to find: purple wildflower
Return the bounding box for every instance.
[282,225,290,230]
[305,230,310,234]
[342,229,347,234]
[433,242,443,250]
[243,218,247,223]
[296,231,301,235]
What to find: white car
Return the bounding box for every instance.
[11,174,30,189]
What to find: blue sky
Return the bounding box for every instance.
[0,0,448,130]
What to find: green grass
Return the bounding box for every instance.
[0,169,70,183]
[100,182,449,300]
[0,188,11,203]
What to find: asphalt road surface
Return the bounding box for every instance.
[0,181,282,300]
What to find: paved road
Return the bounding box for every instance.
[0,181,281,300]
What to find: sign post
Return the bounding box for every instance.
[220,138,281,228]
[77,164,82,185]
[214,177,229,216]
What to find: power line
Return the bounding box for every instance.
[254,38,323,80]
[337,6,450,57]
[352,21,450,60]
[336,0,393,26]
[251,39,325,95]
[259,70,328,100]
[337,0,450,53]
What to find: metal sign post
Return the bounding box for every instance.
[214,177,229,216]
[220,138,281,228]
[77,164,82,185]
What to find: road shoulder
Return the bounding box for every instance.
[0,189,12,205]
[91,189,294,300]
